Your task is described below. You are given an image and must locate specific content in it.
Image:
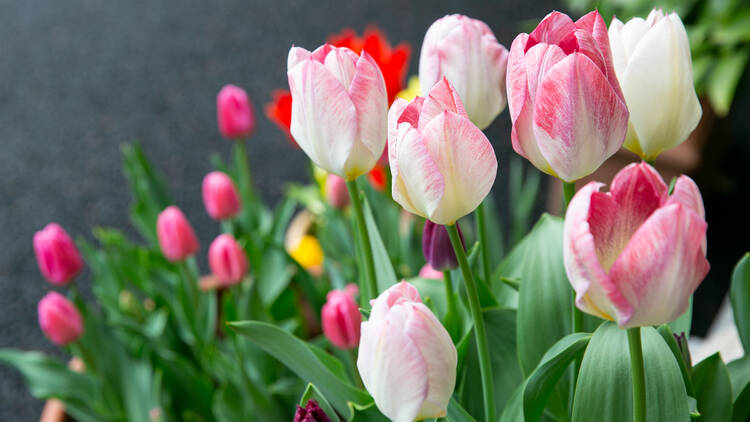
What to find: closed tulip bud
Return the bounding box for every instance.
[325,174,349,210]
[609,10,702,160]
[202,171,241,220]
[674,332,692,368]
[157,206,199,262]
[294,400,332,422]
[38,292,83,346]
[564,162,709,328]
[419,14,509,129]
[287,44,388,179]
[388,77,497,225]
[358,282,456,422]
[217,84,255,139]
[33,223,84,285]
[507,11,629,182]
[422,220,464,271]
[208,234,248,286]
[321,285,361,349]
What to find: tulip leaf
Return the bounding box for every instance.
[727,356,750,422]
[730,253,750,353]
[300,383,338,422]
[447,397,477,422]
[362,197,398,293]
[228,321,372,417]
[572,322,690,422]
[656,324,695,397]
[692,353,732,422]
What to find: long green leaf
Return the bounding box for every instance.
[730,253,750,353]
[727,356,750,422]
[362,196,398,293]
[692,353,732,422]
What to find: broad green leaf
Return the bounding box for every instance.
[363,196,398,295]
[727,356,750,422]
[572,323,690,422]
[300,383,338,422]
[256,246,294,306]
[692,353,732,422]
[730,253,750,353]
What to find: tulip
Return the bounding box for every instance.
[202,171,241,220]
[287,43,388,179]
[325,174,349,209]
[609,10,702,160]
[388,77,497,225]
[506,11,629,182]
[321,285,361,349]
[563,162,709,328]
[418,264,443,280]
[208,234,248,286]
[217,84,255,139]
[157,206,199,262]
[294,400,332,422]
[33,223,84,285]
[358,282,457,422]
[422,220,464,271]
[38,292,83,346]
[419,14,509,129]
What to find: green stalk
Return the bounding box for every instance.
[447,224,495,422]
[627,327,647,422]
[345,179,378,305]
[475,201,492,284]
[562,181,576,213]
[233,141,253,194]
[563,180,585,388]
[443,270,457,323]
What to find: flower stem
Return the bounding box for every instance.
[345,179,378,306]
[233,141,253,194]
[627,327,647,422]
[443,270,457,322]
[562,181,576,213]
[475,201,492,284]
[447,223,495,422]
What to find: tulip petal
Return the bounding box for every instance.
[608,17,650,76]
[575,10,624,101]
[324,47,358,89]
[510,92,555,176]
[667,175,705,220]
[507,33,530,123]
[608,162,668,232]
[523,43,567,109]
[392,125,445,219]
[527,11,577,54]
[418,77,466,128]
[287,46,312,69]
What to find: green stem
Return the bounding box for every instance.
[475,201,492,284]
[348,349,364,389]
[563,181,585,388]
[443,271,457,321]
[645,158,656,166]
[627,327,647,422]
[562,181,576,213]
[345,179,378,305]
[446,224,495,422]
[233,141,253,193]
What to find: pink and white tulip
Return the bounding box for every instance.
[388,78,497,225]
[208,234,248,286]
[33,223,84,285]
[217,84,256,139]
[202,171,241,220]
[321,284,361,350]
[419,14,509,129]
[563,162,709,328]
[609,10,702,160]
[287,44,388,180]
[38,292,83,346]
[507,11,629,182]
[157,206,199,262]
[358,282,456,422]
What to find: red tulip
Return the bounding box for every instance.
[157,206,199,262]
[217,84,255,139]
[33,223,83,285]
[38,292,83,346]
[208,234,248,286]
[321,285,361,350]
[202,171,241,220]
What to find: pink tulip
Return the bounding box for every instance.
[564,162,709,327]
[38,292,83,346]
[157,206,199,262]
[202,171,241,220]
[208,234,248,286]
[217,84,255,139]
[358,282,456,422]
[419,14,509,129]
[321,284,361,349]
[33,223,84,285]
[388,77,497,224]
[506,11,629,182]
[324,174,349,210]
[418,264,443,280]
[287,44,388,179]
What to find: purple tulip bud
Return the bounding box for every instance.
[294,400,331,422]
[674,332,692,368]
[422,220,464,272]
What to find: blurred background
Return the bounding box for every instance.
[1,0,748,418]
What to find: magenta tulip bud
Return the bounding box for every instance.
[156,206,199,262]
[33,223,84,285]
[294,400,332,422]
[321,285,361,349]
[38,292,83,346]
[217,84,256,139]
[202,171,241,220]
[208,234,248,286]
[422,220,464,271]
[325,174,350,210]
[564,162,709,328]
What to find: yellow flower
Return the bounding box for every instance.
[289,235,324,272]
[396,76,420,101]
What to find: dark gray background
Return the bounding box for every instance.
[2,0,748,419]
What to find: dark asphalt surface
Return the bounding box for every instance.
[0,0,561,418]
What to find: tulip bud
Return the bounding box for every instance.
[38,292,83,346]
[358,282,456,422]
[388,77,497,225]
[674,332,692,368]
[202,171,242,220]
[422,220,464,271]
[294,400,332,422]
[564,162,709,328]
[609,10,702,160]
[208,234,248,286]
[506,11,629,182]
[418,264,443,280]
[419,14,509,129]
[324,174,349,210]
[33,223,84,285]
[217,84,256,139]
[157,206,199,262]
[321,285,361,349]
[287,44,388,179]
